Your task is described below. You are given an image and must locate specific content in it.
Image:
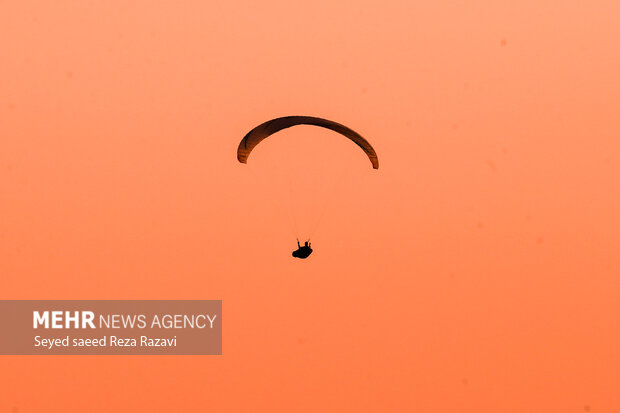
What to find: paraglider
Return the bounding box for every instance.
[237,116,379,259]
[237,116,379,169]
[292,239,313,259]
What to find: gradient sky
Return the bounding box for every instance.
[1,1,619,412]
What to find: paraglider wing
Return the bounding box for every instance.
[237,116,379,169]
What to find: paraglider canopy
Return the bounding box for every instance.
[237,116,379,169]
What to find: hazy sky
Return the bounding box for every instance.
[1,1,619,411]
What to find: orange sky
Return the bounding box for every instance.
[1,1,619,411]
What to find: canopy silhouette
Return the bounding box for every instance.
[237,116,379,169]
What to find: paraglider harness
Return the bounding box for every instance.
[292,239,313,259]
